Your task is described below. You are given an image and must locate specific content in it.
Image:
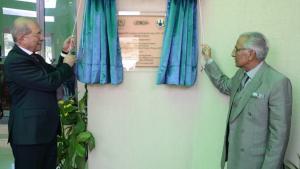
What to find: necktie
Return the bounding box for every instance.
[31,53,40,63]
[238,73,250,91]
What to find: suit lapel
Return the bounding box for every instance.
[228,70,244,112]
[12,45,47,72]
[229,63,268,122]
[12,45,36,62]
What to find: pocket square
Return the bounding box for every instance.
[251,92,265,99]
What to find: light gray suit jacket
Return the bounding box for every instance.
[205,61,292,169]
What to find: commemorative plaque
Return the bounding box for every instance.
[118,15,165,70]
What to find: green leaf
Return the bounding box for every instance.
[75,143,86,157]
[77,132,92,142]
[57,89,95,169]
[88,135,95,151]
[75,156,86,169]
[74,120,86,134]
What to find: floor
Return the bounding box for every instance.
[0,112,14,169]
[0,146,14,169]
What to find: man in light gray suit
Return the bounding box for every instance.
[201,32,292,169]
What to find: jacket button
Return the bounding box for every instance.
[248,112,252,116]
[240,148,245,152]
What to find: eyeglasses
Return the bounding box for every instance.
[233,46,251,53]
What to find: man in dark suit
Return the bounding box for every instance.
[201,32,292,169]
[4,17,76,169]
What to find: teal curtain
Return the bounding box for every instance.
[157,0,198,86]
[77,0,123,84]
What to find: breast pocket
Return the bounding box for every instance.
[248,94,269,117]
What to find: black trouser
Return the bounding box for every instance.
[11,138,57,169]
[0,107,3,119]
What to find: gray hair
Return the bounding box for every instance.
[11,17,36,42]
[240,32,269,61]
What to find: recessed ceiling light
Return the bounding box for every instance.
[3,8,55,22]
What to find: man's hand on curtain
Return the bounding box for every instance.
[62,36,76,53]
[201,44,212,61]
[63,55,76,67]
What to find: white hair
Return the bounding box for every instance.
[11,17,36,42]
[240,32,269,61]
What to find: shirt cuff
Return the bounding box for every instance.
[60,51,68,58]
[206,58,214,64]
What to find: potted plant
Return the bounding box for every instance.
[57,88,95,169]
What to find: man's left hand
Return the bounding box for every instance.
[201,44,212,61]
[62,36,76,53]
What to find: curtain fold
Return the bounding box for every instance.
[157,0,199,86]
[77,0,123,85]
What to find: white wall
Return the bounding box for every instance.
[87,0,300,169]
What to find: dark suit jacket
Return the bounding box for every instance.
[4,45,73,145]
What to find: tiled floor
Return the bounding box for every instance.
[0,147,14,169]
[0,124,14,169]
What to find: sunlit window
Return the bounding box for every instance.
[0,0,75,63]
[45,0,57,8]
[16,0,36,3]
[3,33,14,56]
[16,0,57,8]
[3,7,36,17]
[45,16,55,22]
[45,36,54,64]
[2,8,55,22]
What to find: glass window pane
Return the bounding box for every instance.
[0,0,36,58]
[3,33,13,56]
[44,0,76,64]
